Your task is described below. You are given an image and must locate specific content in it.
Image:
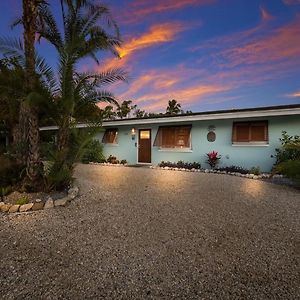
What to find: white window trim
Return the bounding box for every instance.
[158,148,193,153]
[102,143,119,147]
[232,142,269,147]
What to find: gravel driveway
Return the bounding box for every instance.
[1,164,299,299]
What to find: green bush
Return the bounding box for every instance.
[274,160,300,185]
[249,166,260,175]
[81,140,105,164]
[0,186,12,201]
[274,131,300,164]
[16,196,29,205]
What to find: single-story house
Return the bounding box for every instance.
[41,104,300,172]
[97,104,300,172]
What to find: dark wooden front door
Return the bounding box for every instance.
[138,129,151,163]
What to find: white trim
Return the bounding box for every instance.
[158,148,193,153]
[103,143,119,147]
[39,107,300,131]
[102,107,300,127]
[232,143,269,147]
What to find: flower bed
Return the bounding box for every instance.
[0,186,79,214]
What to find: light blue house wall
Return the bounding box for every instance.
[96,115,300,172]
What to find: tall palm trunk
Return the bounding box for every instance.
[22,0,42,186]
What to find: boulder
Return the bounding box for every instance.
[32,202,44,211]
[55,197,69,207]
[8,205,20,213]
[44,199,54,209]
[19,203,34,212]
[1,204,12,212]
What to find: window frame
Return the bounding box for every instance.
[153,125,192,150]
[102,128,118,144]
[232,121,269,145]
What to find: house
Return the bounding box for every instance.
[97,104,300,172]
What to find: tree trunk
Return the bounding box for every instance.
[22,0,42,187]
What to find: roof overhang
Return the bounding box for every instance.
[39,105,300,131]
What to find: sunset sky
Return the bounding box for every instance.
[0,0,300,113]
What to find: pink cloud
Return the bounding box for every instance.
[121,0,216,24]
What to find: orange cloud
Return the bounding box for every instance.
[287,91,300,97]
[221,17,300,66]
[101,23,185,71]
[123,0,215,24]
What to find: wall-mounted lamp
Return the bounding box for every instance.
[131,128,136,140]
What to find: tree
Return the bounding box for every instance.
[35,0,124,152]
[133,108,147,118]
[166,99,181,115]
[116,100,136,118]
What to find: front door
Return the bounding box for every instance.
[138,129,151,163]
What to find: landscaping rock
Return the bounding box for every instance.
[35,199,42,203]
[19,203,34,212]
[8,205,20,213]
[1,204,12,212]
[44,199,54,209]
[68,186,79,199]
[32,202,44,211]
[0,202,4,209]
[55,197,69,207]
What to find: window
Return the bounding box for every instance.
[102,128,118,144]
[232,121,268,144]
[154,125,192,148]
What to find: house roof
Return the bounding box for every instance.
[40,103,300,131]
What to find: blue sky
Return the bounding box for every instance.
[0,0,300,113]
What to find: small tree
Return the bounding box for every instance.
[166,99,181,115]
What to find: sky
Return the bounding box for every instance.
[0,0,300,113]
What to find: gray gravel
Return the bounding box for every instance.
[1,164,299,299]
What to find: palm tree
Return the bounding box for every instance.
[35,0,124,152]
[21,0,47,186]
[166,99,182,115]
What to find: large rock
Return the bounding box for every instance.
[0,202,5,209]
[68,186,79,199]
[8,205,20,213]
[19,203,34,212]
[32,202,44,211]
[1,204,12,212]
[54,197,69,207]
[44,199,54,209]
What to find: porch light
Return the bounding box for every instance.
[131,128,136,140]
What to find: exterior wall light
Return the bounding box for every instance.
[131,128,136,140]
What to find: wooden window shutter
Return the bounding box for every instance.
[102,128,118,143]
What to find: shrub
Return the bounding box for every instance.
[107,155,119,164]
[206,151,221,169]
[274,160,300,185]
[0,186,12,201]
[158,161,201,170]
[16,196,29,205]
[274,131,300,164]
[81,140,105,164]
[215,165,249,174]
[0,155,25,187]
[120,159,127,165]
[249,166,260,175]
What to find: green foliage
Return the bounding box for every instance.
[107,155,119,164]
[166,99,181,115]
[159,161,201,170]
[274,160,300,185]
[44,127,98,191]
[0,186,12,201]
[249,166,260,175]
[216,165,249,174]
[16,195,29,205]
[81,140,105,164]
[274,131,300,164]
[120,159,127,165]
